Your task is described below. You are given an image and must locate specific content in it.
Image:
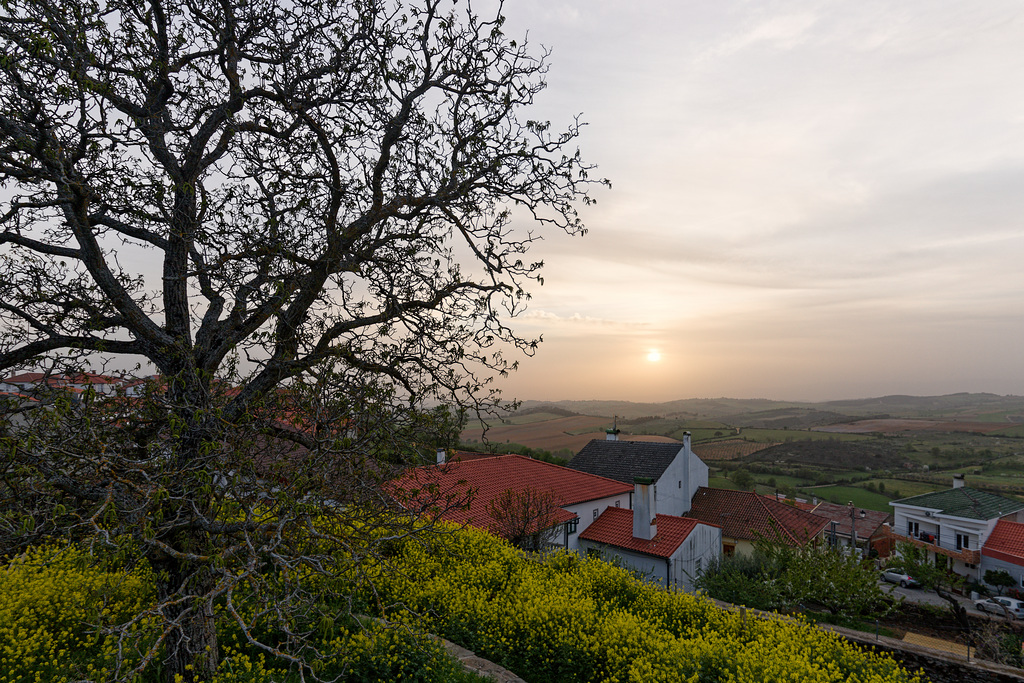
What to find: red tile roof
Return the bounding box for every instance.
[982,519,1024,565]
[392,454,633,538]
[687,487,829,546]
[579,507,711,559]
[809,500,892,539]
[2,372,48,384]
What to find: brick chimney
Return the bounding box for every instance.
[633,477,657,541]
[953,473,965,489]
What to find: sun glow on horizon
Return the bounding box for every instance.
[646,349,662,363]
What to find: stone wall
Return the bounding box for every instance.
[824,623,1024,683]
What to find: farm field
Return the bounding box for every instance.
[862,478,942,499]
[737,428,870,442]
[460,414,678,453]
[708,475,742,491]
[816,419,1008,435]
[800,485,894,512]
[692,439,777,460]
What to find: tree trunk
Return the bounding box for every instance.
[157,555,219,683]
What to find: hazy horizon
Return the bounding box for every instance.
[478,1,1024,404]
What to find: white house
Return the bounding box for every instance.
[888,476,1024,579]
[567,433,709,517]
[578,478,722,591]
[979,519,1024,591]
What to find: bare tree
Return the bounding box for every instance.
[486,486,565,552]
[0,0,603,680]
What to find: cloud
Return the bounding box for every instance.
[703,12,820,60]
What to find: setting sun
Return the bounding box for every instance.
[646,349,662,363]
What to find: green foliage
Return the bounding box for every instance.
[892,543,970,628]
[696,540,893,620]
[0,543,156,683]
[0,541,487,683]
[369,525,921,682]
[730,468,754,490]
[984,569,1017,595]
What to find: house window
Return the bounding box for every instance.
[586,547,601,559]
[695,557,702,575]
[593,508,599,521]
[956,533,969,550]
[907,521,919,537]
[678,480,682,489]
[615,500,620,508]
[566,519,579,535]
[723,543,736,557]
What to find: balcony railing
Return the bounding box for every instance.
[881,527,981,564]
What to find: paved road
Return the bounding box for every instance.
[879,579,1010,619]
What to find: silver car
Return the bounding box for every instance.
[880,568,921,588]
[975,597,1024,619]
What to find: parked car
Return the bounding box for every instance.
[880,568,921,588]
[975,597,1024,619]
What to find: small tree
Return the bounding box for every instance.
[895,543,970,630]
[486,487,563,551]
[984,569,1017,596]
[731,469,755,490]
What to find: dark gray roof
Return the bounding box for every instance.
[568,439,684,484]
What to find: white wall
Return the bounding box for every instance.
[561,492,631,553]
[578,522,722,592]
[653,442,709,517]
[673,523,722,591]
[655,449,690,518]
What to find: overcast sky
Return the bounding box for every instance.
[481,0,1024,403]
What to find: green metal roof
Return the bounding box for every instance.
[891,487,1024,521]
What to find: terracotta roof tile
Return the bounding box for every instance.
[982,519,1024,565]
[687,487,828,546]
[579,507,709,559]
[809,500,892,539]
[392,455,633,538]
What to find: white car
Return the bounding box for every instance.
[975,597,1024,619]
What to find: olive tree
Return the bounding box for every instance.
[0,0,603,679]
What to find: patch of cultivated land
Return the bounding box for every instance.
[745,439,907,470]
[693,439,778,460]
[815,418,1008,434]
[461,415,679,453]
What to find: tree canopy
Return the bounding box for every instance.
[0,0,603,679]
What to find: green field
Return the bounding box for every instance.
[862,478,941,499]
[753,474,816,488]
[708,476,743,491]
[800,485,893,512]
[989,425,1024,438]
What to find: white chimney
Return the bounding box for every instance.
[682,430,691,452]
[606,416,621,441]
[633,477,657,541]
[953,474,965,489]
[437,448,446,465]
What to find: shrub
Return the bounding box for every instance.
[368,526,922,682]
